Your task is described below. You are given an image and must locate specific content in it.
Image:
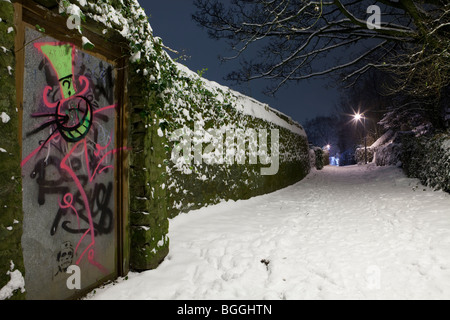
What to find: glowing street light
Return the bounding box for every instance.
[353,112,368,164]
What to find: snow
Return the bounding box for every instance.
[60,3,82,17]
[157,127,164,137]
[86,165,450,300]
[234,94,306,137]
[1,112,10,123]
[0,261,25,300]
[81,36,93,48]
[371,130,394,148]
[85,0,155,60]
[130,51,141,63]
[443,138,450,152]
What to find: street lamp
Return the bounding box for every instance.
[353,113,368,164]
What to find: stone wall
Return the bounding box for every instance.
[127,62,169,270]
[165,73,310,217]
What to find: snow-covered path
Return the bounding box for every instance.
[87,165,450,300]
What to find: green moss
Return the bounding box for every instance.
[129,222,169,270]
[127,64,170,270]
[0,0,25,300]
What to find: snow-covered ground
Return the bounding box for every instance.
[86,165,450,300]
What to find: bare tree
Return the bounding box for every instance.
[193,0,450,103]
[304,115,339,148]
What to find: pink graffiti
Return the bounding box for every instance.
[21,132,60,168]
[59,139,106,273]
[41,75,90,109]
[58,193,80,230]
[22,41,128,275]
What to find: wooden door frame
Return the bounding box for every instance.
[14,0,130,299]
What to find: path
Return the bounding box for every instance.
[87,164,450,300]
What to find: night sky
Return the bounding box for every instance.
[138,0,341,126]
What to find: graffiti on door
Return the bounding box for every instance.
[21,37,124,281]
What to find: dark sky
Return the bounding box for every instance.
[138,0,341,126]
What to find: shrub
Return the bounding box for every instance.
[374,142,402,167]
[355,147,374,164]
[401,131,450,193]
[313,147,325,170]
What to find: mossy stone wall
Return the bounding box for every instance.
[127,64,170,271]
[167,117,310,218]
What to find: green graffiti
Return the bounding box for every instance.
[58,96,93,142]
[39,44,75,99]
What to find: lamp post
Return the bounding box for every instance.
[354,113,368,164]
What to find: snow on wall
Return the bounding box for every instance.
[163,61,310,218]
[108,25,311,219]
[0,261,25,300]
[175,63,306,137]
